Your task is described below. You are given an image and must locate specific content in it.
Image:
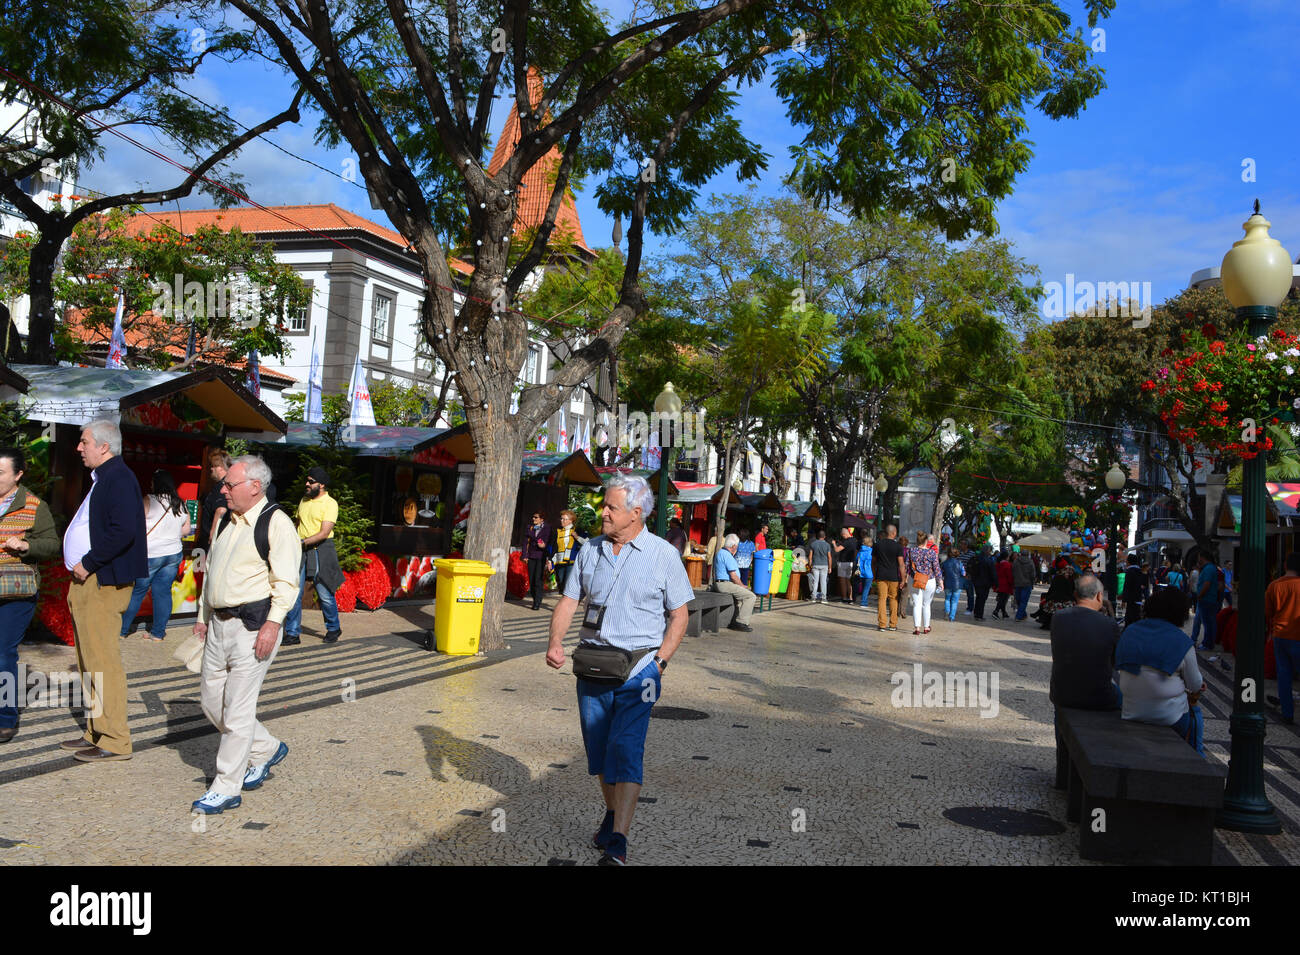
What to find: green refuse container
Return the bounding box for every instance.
[778,551,794,592]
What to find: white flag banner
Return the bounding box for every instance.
[246,348,261,399]
[106,292,127,369]
[306,327,323,423]
[558,408,568,450]
[644,427,662,470]
[348,353,376,427]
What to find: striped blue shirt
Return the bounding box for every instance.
[563,524,694,652]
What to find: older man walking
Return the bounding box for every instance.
[546,475,693,866]
[191,456,300,814]
[60,420,146,763]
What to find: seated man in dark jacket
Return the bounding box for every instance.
[1049,572,1120,787]
[62,420,147,762]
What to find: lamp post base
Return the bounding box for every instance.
[1215,711,1281,834]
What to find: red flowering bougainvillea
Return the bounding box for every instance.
[1149,324,1300,460]
[36,561,75,646]
[335,552,391,612]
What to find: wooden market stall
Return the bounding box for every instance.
[230,422,469,599]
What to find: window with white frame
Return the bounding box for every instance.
[523,344,540,385]
[372,292,393,341]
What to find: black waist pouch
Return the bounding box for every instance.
[237,597,273,632]
[572,642,652,684]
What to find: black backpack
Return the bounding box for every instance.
[216,503,286,562]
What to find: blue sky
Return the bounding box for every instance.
[81,0,1300,311]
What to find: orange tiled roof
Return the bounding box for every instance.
[487,67,593,256]
[126,203,410,248]
[63,307,295,385]
[124,204,474,277]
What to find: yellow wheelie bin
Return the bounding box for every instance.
[432,559,496,654]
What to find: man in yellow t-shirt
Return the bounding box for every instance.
[283,466,345,645]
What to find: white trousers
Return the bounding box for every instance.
[200,615,282,796]
[912,579,937,630]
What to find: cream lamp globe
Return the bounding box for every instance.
[1220,203,1293,310]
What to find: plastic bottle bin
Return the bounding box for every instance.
[433,559,497,654]
[751,549,774,594]
[778,550,794,592]
[768,550,787,595]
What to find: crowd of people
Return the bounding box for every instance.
[1047,545,1271,762]
[0,419,355,818]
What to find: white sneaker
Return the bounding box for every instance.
[192,789,241,814]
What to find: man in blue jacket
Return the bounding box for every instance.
[60,420,147,762]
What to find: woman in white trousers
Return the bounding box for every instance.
[906,534,942,634]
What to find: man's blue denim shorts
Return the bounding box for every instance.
[576,661,661,784]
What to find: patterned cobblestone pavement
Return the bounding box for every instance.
[2,593,1297,865]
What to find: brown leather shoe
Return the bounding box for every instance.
[0,726,16,743]
[59,737,95,751]
[72,747,132,762]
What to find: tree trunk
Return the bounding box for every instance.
[822,455,856,534]
[462,409,525,652]
[26,229,66,365]
[713,437,736,549]
[930,472,951,545]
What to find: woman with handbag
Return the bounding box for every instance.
[906,533,942,634]
[0,447,60,743]
[119,470,191,641]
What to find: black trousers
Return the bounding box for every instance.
[1124,599,1143,626]
[974,585,991,618]
[527,557,547,608]
[994,592,1010,617]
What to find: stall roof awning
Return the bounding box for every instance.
[781,500,823,521]
[595,466,679,497]
[732,491,782,512]
[232,421,458,455]
[840,508,875,529]
[416,422,475,462]
[521,449,603,486]
[1015,528,1072,549]
[9,364,285,434]
[1215,493,1283,537]
[0,363,28,394]
[670,482,741,507]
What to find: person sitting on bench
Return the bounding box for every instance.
[1115,587,1205,756]
[712,534,755,633]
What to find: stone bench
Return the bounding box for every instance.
[687,590,735,636]
[1056,707,1225,866]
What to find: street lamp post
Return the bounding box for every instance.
[654,382,683,539]
[1105,464,1125,615]
[874,474,889,529]
[1216,203,1291,834]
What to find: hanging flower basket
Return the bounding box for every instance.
[1147,324,1300,461]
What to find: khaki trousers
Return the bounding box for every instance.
[201,615,282,796]
[876,579,900,629]
[713,579,756,626]
[68,576,134,755]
